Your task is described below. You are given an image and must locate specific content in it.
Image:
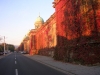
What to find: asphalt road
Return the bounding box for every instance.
[0,53,67,75]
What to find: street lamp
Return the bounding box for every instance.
[4,36,5,55]
[0,36,6,55]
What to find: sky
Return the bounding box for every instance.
[0,0,55,46]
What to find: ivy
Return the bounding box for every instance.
[54,0,100,65]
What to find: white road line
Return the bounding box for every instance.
[15,61,17,64]
[15,54,16,58]
[15,69,18,75]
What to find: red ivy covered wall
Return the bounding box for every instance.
[34,13,56,56]
[54,0,100,64]
[29,29,36,55]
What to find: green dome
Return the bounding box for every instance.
[34,16,44,29]
[35,16,44,24]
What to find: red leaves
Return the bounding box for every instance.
[54,0,100,65]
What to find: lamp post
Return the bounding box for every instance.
[4,36,5,55]
[0,35,6,55]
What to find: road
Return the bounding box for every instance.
[0,53,67,75]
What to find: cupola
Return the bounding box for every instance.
[34,16,44,29]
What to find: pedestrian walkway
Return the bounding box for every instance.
[25,54,100,75]
[0,53,12,59]
[0,55,4,59]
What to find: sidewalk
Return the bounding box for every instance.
[25,54,100,75]
[0,54,8,59]
[0,53,12,59]
[0,55,4,59]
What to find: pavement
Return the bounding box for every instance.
[0,54,8,59]
[0,55,4,59]
[0,52,12,59]
[25,54,100,75]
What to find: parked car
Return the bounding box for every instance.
[0,52,4,55]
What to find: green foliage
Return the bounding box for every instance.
[0,43,15,52]
[8,44,15,52]
[0,45,4,52]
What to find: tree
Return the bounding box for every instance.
[0,45,3,52]
[0,43,15,52]
[8,44,15,52]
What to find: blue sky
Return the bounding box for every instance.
[0,0,54,46]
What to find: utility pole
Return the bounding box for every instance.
[4,36,5,55]
[0,35,6,55]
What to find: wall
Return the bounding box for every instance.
[54,0,100,64]
[35,13,56,57]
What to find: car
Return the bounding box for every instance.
[20,51,23,54]
[0,52,4,55]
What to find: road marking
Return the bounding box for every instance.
[15,54,16,58]
[15,69,18,75]
[15,58,16,59]
[15,61,17,64]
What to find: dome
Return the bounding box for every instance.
[34,16,44,29]
[35,16,44,24]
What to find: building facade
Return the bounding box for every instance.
[29,13,56,57]
[53,0,100,64]
[19,0,100,64]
